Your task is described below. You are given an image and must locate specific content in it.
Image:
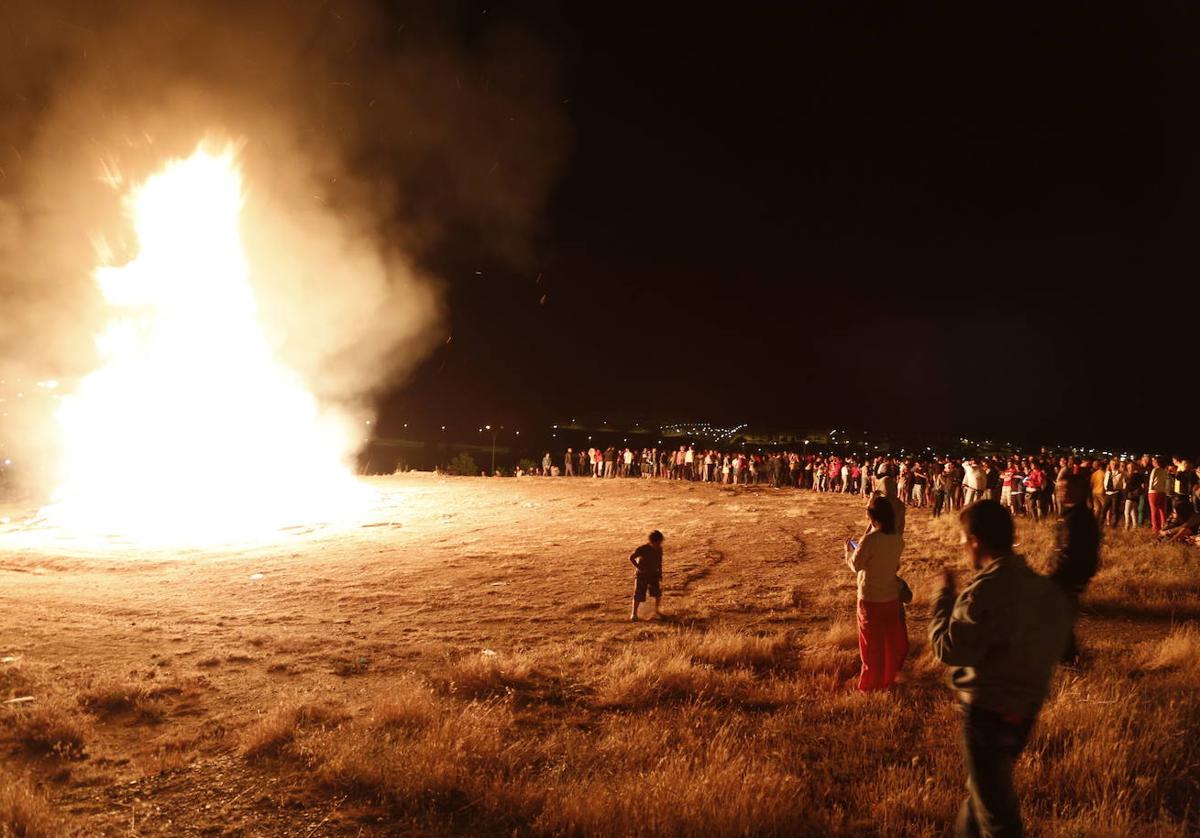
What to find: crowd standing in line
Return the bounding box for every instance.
[536,445,1200,543]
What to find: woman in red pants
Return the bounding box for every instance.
[1148,455,1172,533]
[846,495,909,691]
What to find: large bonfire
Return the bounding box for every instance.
[45,143,366,544]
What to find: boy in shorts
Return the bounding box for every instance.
[629,530,665,620]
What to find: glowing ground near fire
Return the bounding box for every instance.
[0,479,399,554]
[1,475,1198,836]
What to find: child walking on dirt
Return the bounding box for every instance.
[629,530,665,621]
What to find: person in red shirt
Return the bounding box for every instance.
[1024,462,1046,522]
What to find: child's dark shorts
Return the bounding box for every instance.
[633,575,662,602]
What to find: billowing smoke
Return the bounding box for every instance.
[0,0,567,496]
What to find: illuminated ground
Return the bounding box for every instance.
[0,474,1195,836]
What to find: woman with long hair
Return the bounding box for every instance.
[1148,455,1172,533]
[846,495,909,690]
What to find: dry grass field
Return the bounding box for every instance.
[1,473,1197,836]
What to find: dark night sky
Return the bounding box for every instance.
[384,3,1200,453]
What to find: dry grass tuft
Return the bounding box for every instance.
[370,678,440,730]
[0,771,61,838]
[239,700,348,760]
[138,741,195,775]
[542,722,827,837]
[1141,622,1200,674]
[77,678,182,723]
[2,698,89,759]
[438,650,577,706]
[680,629,793,671]
[595,647,766,708]
[307,698,543,825]
[816,617,860,651]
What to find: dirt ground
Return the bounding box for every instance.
[0,474,1191,836]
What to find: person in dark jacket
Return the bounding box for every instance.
[1048,471,1101,666]
[930,501,1070,838]
[1172,457,1196,522]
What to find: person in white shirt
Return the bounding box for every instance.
[1148,455,1172,533]
[846,495,908,691]
[963,459,985,506]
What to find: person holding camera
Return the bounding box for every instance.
[845,495,908,691]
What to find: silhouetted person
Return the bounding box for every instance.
[1049,471,1101,666]
[930,501,1070,838]
[628,530,664,621]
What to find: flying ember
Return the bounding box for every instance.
[45,143,367,544]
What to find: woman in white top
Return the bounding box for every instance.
[845,495,908,691]
[1148,455,1172,533]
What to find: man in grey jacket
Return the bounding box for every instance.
[929,500,1070,838]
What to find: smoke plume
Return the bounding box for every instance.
[0,0,567,493]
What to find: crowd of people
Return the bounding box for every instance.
[533,445,1200,543]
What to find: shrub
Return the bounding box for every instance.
[445,452,479,476]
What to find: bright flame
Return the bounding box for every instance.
[46,144,366,544]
